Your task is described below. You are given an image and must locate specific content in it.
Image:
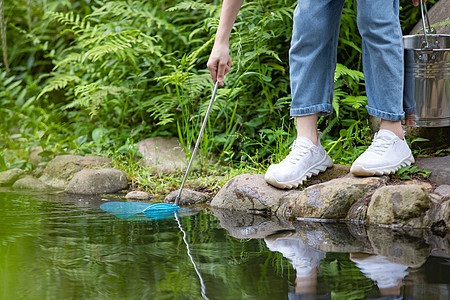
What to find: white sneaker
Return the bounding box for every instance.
[350,129,415,176]
[265,134,333,189]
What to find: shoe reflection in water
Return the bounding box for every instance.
[265,233,411,298]
[350,253,409,297]
[264,232,325,298]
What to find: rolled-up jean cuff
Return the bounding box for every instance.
[404,106,415,115]
[366,105,404,121]
[290,104,333,117]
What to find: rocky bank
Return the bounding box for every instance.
[0,137,448,232]
[211,166,449,231]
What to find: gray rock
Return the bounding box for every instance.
[212,174,386,220]
[346,194,372,222]
[65,168,128,195]
[347,179,432,222]
[40,155,111,190]
[430,193,444,204]
[293,222,372,253]
[137,137,196,173]
[367,185,431,228]
[28,146,43,167]
[424,199,450,231]
[415,156,450,185]
[211,174,294,213]
[32,166,45,178]
[425,234,450,257]
[402,179,433,190]
[210,171,449,231]
[211,207,294,239]
[429,184,450,206]
[12,175,49,191]
[435,184,450,198]
[411,0,450,35]
[281,176,387,219]
[0,168,25,186]
[367,226,430,268]
[312,164,350,182]
[164,189,210,205]
[125,191,150,201]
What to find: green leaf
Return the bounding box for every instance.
[411,137,430,143]
[262,75,272,82]
[77,135,88,145]
[38,150,55,158]
[0,155,7,171]
[92,128,106,145]
[10,161,26,169]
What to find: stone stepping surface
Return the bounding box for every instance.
[212,170,449,231]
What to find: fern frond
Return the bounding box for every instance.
[38,74,81,99]
[88,1,170,30]
[258,48,282,62]
[143,94,177,126]
[341,95,367,109]
[63,83,130,116]
[166,1,218,15]
[54,52,84,69]
[83,41,132,63]
[46,11,92,35]
[334,63,364,82]
[186,37,214,63]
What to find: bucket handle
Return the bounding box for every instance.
[420,1,435,49]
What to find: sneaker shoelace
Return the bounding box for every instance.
[283,140,311,164]
[366,134,394,154]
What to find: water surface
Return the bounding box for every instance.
[0,188,448,299]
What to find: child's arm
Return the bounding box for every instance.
[207,0,244,85]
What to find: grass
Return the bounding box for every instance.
[109,152,263,200]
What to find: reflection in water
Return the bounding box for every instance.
[213,207,450,299]
[263,231,445,299]
[175,213,209,300]
[100,201,209,298]
[0,190,449,299]
[350,254,408,297]
[264,232,411,298]
[265,232,325,297]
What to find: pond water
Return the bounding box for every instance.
[0,188,449,299]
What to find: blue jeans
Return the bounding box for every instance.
[289,0,405,121]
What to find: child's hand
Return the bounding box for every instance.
[412,0,427,6]
[207,43,232,86]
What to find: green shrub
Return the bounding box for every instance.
[0,0,437,170]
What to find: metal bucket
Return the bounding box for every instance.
[403,2,450,127]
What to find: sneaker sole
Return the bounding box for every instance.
[350,154,415,176]
[265,156,333,189]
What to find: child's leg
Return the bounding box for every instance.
[289,0,346,123]
[356,0,405,124]
[351,0,413,176]
[265,0,344,189]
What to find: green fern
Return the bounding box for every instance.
[63,83,131,116]
[45,11,92,35]
[334,63,364,82]
[143,94,177,126]
[37,74,81,99]
[40,2,168,119]
[166,1,218,15]
[332,64,367,120]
